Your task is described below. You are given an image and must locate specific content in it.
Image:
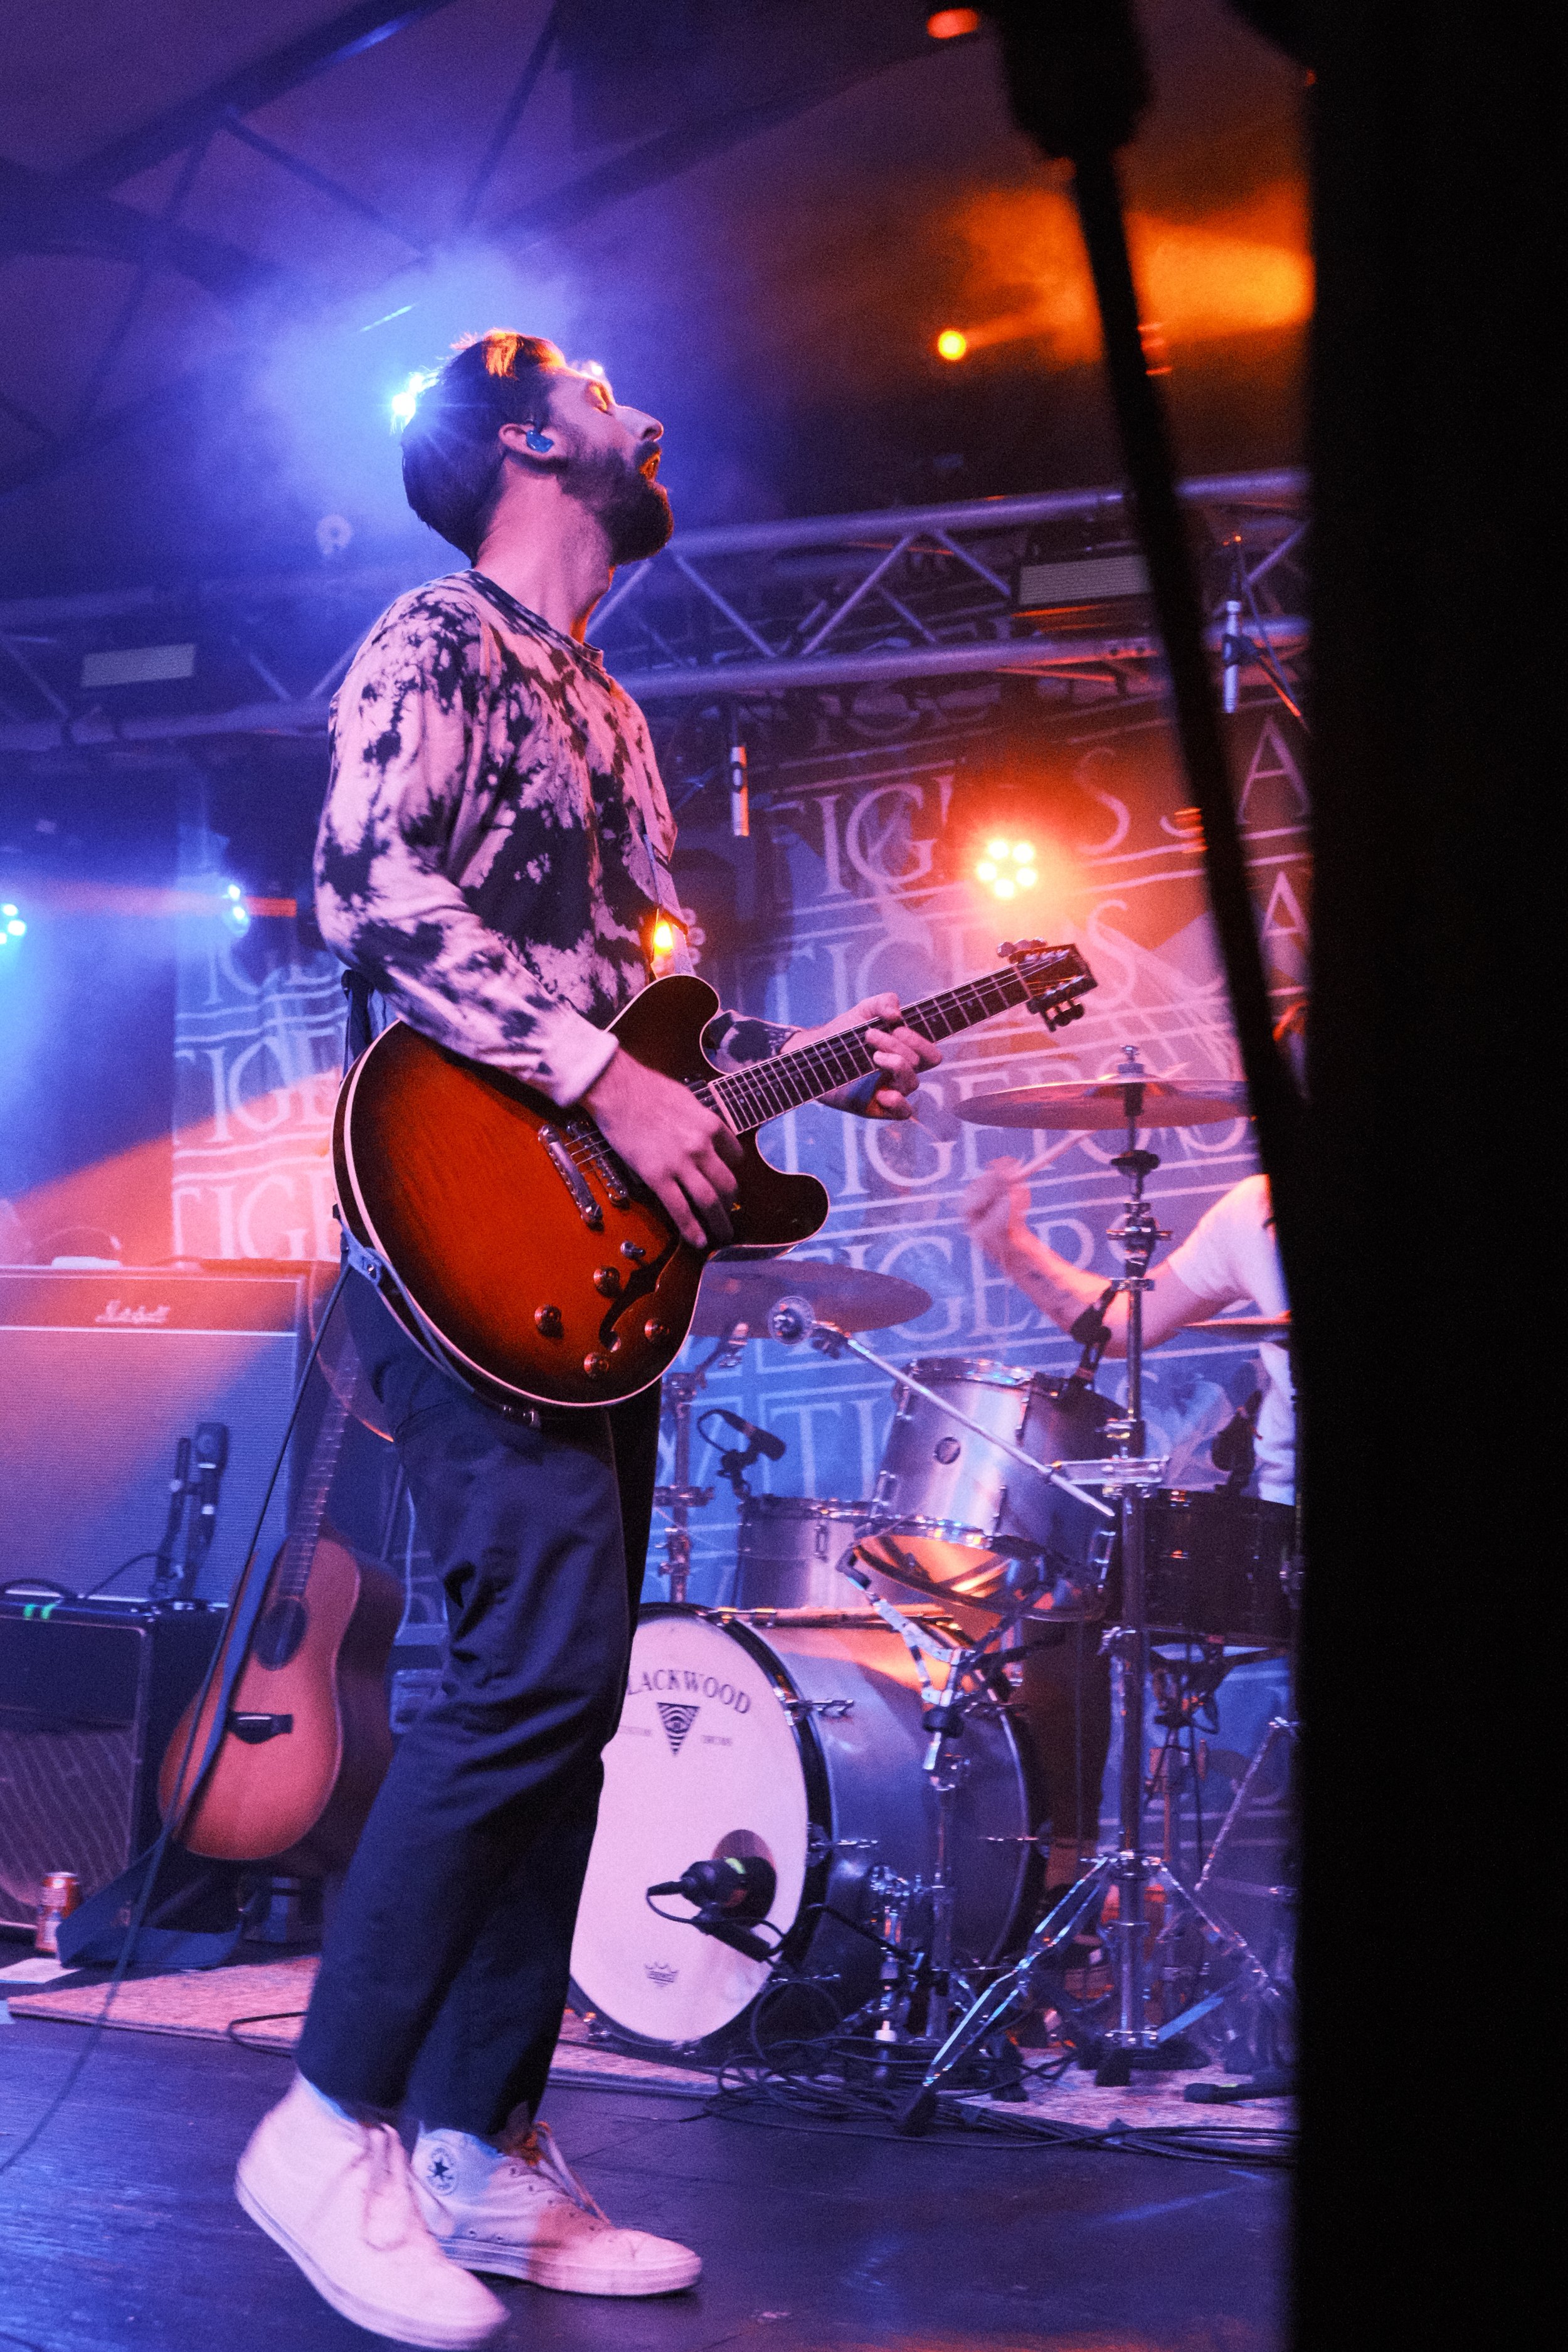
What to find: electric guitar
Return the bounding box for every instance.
[332,939,1096,1412]
[159,1385,401,1870]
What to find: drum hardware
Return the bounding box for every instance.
[766,1299,1114,1524]
[898,1046,1291,2122]
[652,1322,753,1602]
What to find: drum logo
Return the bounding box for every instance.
[655,1701,701,1754]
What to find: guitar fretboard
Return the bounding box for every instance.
[275,1389,351,1602]
[692,955,1076,1136]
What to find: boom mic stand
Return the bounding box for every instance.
[895,1051,1274,2125]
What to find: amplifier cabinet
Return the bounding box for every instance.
[0,1596,222,1935]
[0,1266,307,1601]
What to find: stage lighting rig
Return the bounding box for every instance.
[0,902,26,953]
[973,838,1040,901]
[389,369,438,433]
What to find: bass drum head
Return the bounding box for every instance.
[569,1606,1040,2057]
[569,1610,814,2048]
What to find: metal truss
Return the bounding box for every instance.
[0,470,1305,756]
[0,2,941,502]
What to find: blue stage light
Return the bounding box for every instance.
[220,882,252,937]
[389,368,440,433]
[0,901,24,948]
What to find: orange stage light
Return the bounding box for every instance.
[927,8,982,36]
[950,181,1313,367]
[935,327,969,362]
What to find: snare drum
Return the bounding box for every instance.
[1125,1490,1296,1648]
[869,1359,1116,1617]
[570,1607,1039,2055]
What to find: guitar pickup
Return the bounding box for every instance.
[228,1711,293,1744]
[538,1125,603,1227]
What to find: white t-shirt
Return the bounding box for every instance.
[1162,1173,1294,1504]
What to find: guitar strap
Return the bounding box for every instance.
[342,965,374,1067]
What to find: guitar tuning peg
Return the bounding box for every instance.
[997,941,1015,958]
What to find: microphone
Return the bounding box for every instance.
[708,1409,785,1463]
[1222,596,1244,714]
[649,1854,776,1917]
[649,1855,779,1965]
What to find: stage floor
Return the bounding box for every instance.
[0,2015,1289,2352]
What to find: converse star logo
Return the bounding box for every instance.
[424,2151,457,2193]
[655,1701,700,1754]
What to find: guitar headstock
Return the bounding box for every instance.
[999,939,1096,1032]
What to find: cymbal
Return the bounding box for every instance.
[1187,1313,1291,1338]
[692,1258,933,1337]
[958,1077,1250,1130]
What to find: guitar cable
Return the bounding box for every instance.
[0,1265,352,2183]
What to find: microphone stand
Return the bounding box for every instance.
[653,1325,748,1604]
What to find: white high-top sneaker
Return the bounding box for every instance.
[236,2076,507,2348]
[413,2119,702,2296]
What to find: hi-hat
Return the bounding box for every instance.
[693,1258,932,1337]
[957,1077,1249,1130]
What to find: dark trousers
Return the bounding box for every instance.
[296,1272,660,2137]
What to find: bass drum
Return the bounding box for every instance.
[569,1606,1039,2057]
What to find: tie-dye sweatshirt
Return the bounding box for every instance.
[315,569,788,1102]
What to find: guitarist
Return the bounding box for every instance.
[234,331,938,2348]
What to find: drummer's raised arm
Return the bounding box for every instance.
[963,1157,1217,1353]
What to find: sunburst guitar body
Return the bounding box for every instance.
[332,943,1097,1414]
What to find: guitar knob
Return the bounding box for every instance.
[534,1305,563,1337]
[583,1352,611,1379]
[592,1266,622,1296]
[644,1318,667,1342]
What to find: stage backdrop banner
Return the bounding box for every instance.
[171,852,344,1266]
[169,697,1308,1608]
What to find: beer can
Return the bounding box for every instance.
[35,1871,80,1956]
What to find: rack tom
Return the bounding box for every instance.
[869,1359,1116,1618]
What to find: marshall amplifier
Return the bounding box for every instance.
[0,1265,309,1602]
[0,1594,223,1936]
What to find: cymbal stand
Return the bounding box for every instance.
[838,1565,1037,2052]
[652,1323,748,1603]
[895,1051,1274,2122]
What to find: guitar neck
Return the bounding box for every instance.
[699,963,1039,1136]
[275,1389,352,1602]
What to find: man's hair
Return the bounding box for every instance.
[401,332,565,559]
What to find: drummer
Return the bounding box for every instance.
[960,1013,1301,1893]
[961,1013,1301,1513]
[960,1167,1294,1508]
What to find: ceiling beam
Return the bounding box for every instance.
[63,1,470,194]
[0,154,286,302]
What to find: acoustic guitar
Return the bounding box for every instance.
[159,1384,402,1870]
[332,939,1096,1413]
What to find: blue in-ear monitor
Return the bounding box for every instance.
[524,426,554,454]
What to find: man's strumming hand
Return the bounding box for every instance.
[582,1049,741,1249]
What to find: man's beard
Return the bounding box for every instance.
[566,440,673,564]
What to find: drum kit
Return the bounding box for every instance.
[569,1046,1300,2104]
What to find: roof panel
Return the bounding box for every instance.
[0,1,355,173]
